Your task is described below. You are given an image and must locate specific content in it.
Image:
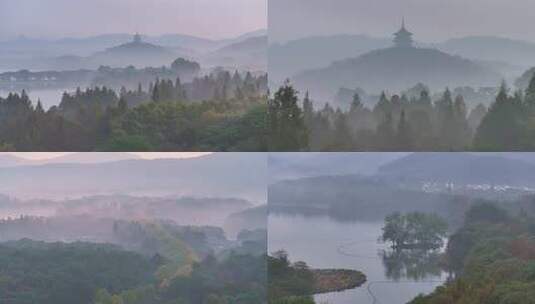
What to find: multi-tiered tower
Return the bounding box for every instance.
[393,18,414,48]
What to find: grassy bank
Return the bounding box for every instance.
[312,269,367,294]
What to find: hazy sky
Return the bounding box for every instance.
[0,0,266,40]
[269,0,535,43]
[6,152,210,160]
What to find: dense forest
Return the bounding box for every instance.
[268,251,316,304]
[268,74,535,151]
[410,203,535,304]
[0,70,267,151]
[0,240,158,304]
[93,252,266,304]
[0,215,267,304]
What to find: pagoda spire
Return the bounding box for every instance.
[393,18,414,48]
[133,32,142,43]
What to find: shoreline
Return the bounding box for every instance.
[312,268,367,294]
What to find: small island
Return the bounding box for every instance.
[381,212,448,250]
[269,250,366,304]
[312,268,366,294]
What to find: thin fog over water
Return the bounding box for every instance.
[269,214,446,304]
[268,152,535,303]
[0,152,267,238]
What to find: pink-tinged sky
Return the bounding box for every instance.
[269,0,535,43]
[0,0,266,40]
[5,152,210,160]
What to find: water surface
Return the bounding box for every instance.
[269,213,447,304]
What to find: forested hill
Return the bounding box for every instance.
[0,239,158,304]
[378,153,535,185]
[269,34,535,85]
[409,203,535,304]
[293,46,501,98]
[0,29,267,71]
[0,70,268,152]
[0,219,268,304]
[268,175,461,224]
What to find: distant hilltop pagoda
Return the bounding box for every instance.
[133,32,142,44]
[393,18,414,48]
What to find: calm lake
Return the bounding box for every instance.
[269,213,448,304]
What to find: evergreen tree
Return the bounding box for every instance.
[474,82,526,150]
[374,91,391,122]
[35,100,45,114]
[435,88,457,150]
[407,109,433,149]
[467,103,487,133]
[524,73,535,108]
[350,93,362,112]
[452,95,471,148]
[332,109,352,150]
[268,80,308,151]
[118,97,128,113]
[396,110,412,150]
[302,91,314,128]
[376,112,395,150]
[152,79,160,102]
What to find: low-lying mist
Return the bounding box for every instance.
[0,153,268,242]
[269,153,535,228]
[0,153,267,202]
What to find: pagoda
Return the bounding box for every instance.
[393,18,414,48]
[133,33,142,44]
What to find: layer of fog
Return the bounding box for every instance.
[0,153,267,243]
[269,153,535,226]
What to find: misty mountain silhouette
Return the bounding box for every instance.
[207,36,267,70]
[270,34,535,86]
[0,153,266,202]
[0,29,267,71]
[269,34,391,83]
[293,45,502,98]
[378,153,535,185]
[214,36,267,54]
[89,34,179,68]
[268,152,408,182]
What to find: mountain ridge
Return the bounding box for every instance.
[0,153,266,202]
[270,34,535,93]
[293,45,502,98]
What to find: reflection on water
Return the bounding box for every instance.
[0,88,74,110]
[381,249,444,281]
[269,213,448,304]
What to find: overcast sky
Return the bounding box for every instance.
[0,0,266,40]
[269,0,535,43]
